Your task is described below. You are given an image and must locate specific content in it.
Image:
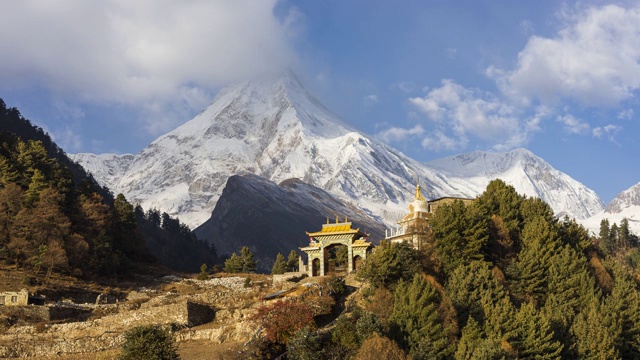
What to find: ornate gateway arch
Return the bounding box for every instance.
[300,218,372,277]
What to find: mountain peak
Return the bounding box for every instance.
[605,182,640,213]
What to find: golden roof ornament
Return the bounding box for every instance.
[415,184,425,201]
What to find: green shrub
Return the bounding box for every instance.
[118,325,179,360]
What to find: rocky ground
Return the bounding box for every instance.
[0,272,310,359]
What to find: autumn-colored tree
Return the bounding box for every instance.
[0,183,23,245]
[250,299,315,344]
[8,187,71,271]
[354,333,407,360]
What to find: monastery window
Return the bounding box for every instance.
[11,296,17,303]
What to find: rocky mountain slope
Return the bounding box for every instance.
[194,173,385,272]
[71,74,605,230]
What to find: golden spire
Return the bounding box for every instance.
[335,215,339,223]
[415,184,425,201]
[326,217,329,224]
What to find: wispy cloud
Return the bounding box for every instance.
[376,125,424,143]
[557,114,590,135]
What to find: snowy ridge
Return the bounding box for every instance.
[579,182,640,235]
[71,74,605,229]
[427,149,605,220]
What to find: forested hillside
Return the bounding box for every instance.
[0,99,216,276]
[272,180,640,359]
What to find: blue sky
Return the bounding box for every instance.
[0,1,639,203]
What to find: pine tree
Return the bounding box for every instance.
[609,223,619,253]
[510,302,562,359]
[569,299,618,359]
[8,187,72,271]
[357,240,422,289]
[390,274,451,358]
[224,253,243,273]
[272,253,287,274]
[618,218,631,249]
[507,216,559,304]
[455,317,505,360]
[0,183,23,245]
[558,216,592,253]
[603,260,640,357]
[286,250,299,272]
[24,169,48,207]
[240,246,257,273]
[430,200,486,275]
[599,219,612,254]
[446,260,508,330]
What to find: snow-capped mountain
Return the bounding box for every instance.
[426,149,605,220]
[71,74,604,229]
[579,182,640,235]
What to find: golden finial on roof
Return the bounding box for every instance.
[415,184,425,201]
[326,217,329,224]
[335,215,339,223]
[345,216,348,222]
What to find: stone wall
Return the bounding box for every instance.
[0,305,91,323]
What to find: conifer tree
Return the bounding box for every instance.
[446,260,508,330]
[474,179,524,243]
[569,299,618,359]
[390,274,451,358]
[286,250,299,272]
[603,260,640,357]
[510,302,562,359]
[507,216,560,304]
[558,216,592,253]
[224,253,243,273]
[599,219,613,254]
[357,240,422,289]
[618,218,631,249]
[240,246,257,273]
[272,253,287,274]
[455,317,505,360]
[24,169,47,207]
[0,183,23,245]
[430,200,486,275]
[8,187,72,271]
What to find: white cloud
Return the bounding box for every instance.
[491,4,640,107]
[421,130,462,152]
[364,94,379,104]
[375,125,424,143]
[390,81,416,94]
[408,80,529,150]
[557,114,590,135]
[618,108,634,120]
[0,0,298,133]
[592,124,622,141]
